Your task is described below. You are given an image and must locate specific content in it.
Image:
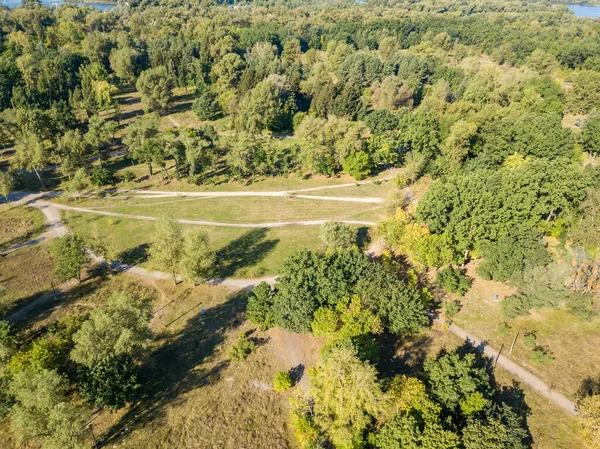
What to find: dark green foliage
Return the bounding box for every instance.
[247,282,276,330]
[192,89,220,121]
[435,267,472,296]
[423,351,492,415]
[89,166,114,186]
[579,115,600,156]
[363,110,399,135]
[272,248,371,332]
[337,52,383,88]
[357,263,429,335]
[477,232,550,282]
[78,354,140,410]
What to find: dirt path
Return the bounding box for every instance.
[447,323,577,415]
[124,189,384,204]
[46,201,377,228]
[167,115,181,128]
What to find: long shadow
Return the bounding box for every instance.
[213,228,279,278]
[97,291,248,447]
[119,243,150,266]
[377,331,434,378]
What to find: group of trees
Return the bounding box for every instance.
[4,0,600,188]
[148,215,215,285]
[247,246,430,344]
[290,345,529,449]
[0,290,152,449]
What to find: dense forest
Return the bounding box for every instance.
[2,0,600,448]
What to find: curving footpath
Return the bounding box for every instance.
[448,323,577,415]
[2,190,579,416]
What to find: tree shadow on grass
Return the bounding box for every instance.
[213,228,279,278]
[119,243,150,266]
[97,291,248,447]
[377,331,434,378]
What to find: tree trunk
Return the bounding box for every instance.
[34,169,45,189]
[147,162,153,176]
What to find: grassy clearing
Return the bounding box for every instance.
[61,211,348,277]
[0,204,45,249]
[446,263,600,400]
[391,328,588,449]
[0,244,55,317]
[61,195,381,224]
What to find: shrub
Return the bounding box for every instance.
[228,333,255,362]
[530,347,555,365]
[121,170,136,183]
[501,294,532,320]
[273,371,293,391]
[435,267,472,296]
[319,221,356,249]
[567,293,596,320]
[444,300,461,318]
[523,332,537,350]
[496,322,510,335]
[90,166,114,186]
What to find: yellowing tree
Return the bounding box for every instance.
[309,346,385,447]
[579,395,600,447]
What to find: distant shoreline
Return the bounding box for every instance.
[63,0,117,4]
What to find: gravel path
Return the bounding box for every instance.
[448,323,577,415]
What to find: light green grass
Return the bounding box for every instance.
[61,195,380,224]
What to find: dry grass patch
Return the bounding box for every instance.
[0,245,55,317]
[0,205,45,249]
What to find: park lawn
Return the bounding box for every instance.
[60,211,340,277]
[447,263,600,400]
[65,195,380,224]
[0,244,55,317]
[0,204,45,249]
[395,328,589,449]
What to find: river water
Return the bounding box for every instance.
[568,4,600,18]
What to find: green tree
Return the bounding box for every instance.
[70,291,152,367]
[136,66,175,113]
[567,70,600,114]
[148,215,184,283]
[12,131,50,188]
[50,233,90,282]
[123,113,161,175]
[236,78,296,134]
[179,231,215,285]
[309,346,384,447]
[440,120,477,170]
[247,282,276,330]
[57,130,89,180]
[228,332,255,362]
[109,46,140,83]
[342,151,372,180]
[580,115,600,158]
[0,171,13,204]
[320,221,356,249]
[9,369,88,449]
[78,354,140,410]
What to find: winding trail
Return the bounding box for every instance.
[2,189,580,416]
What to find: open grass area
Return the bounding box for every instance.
[0,204,45,249]
[60,195,383,224]
[0,244,55,317]
[61,211,353,277]
[447,263,600,401]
